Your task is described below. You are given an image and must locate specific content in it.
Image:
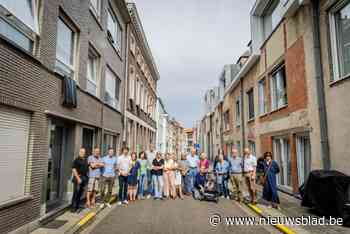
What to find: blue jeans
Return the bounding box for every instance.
[218,178,229,197]
[138,174,147,197]
[147,169,154,196]
[186,168,197,193]
[152,175,164,198]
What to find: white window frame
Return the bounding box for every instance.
[105,68,120,110]
[329,0,350,81]
[89,0,101,17]
[270,66,288,111]
[273,137,292,189]
[86,46,100,97]
[258,78,267,115]
[296,134,311,187]
[55,17,77,79]
[107,7,122,53]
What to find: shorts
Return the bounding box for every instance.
[175,172,182,186]
[88,177,100,192]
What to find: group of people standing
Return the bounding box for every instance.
[70,144,281,213]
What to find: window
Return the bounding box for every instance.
[129,66,135,99]
[0,0,38,52]
[247,89,255,120]
[55,18,75,78]
[0,106,30,204]
[135,78,140,105]
[86,47,99,96]
[105,68,120,109]
[330,1,350,81]
[248,140,256,156]
[103,133,119,155]
[235,98,241,126]
[82,128,96,156]
[258,79,267,115]
[296,135,311,187]
[262,0,281,40]
[107,8,122,52]
[223,111,230,131]
[273,137,291,188]
[270,66,287,111]
[90,0,101,17]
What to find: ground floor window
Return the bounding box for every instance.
[82,128,96,156]
[0,106,30,204]
[296,134,311,187]
[273,137,292,188]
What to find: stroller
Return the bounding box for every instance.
[199,172,219,203]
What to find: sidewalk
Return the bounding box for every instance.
[253,187,350,234]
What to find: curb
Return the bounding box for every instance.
[246,203,296,234]
[66,194,118,234]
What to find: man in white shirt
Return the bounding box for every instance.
[146,144,156,198]
[242,148,257,204]
[117,147,131,205]
[185,147,199,194]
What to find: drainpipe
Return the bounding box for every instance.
[311,0,331,170]
[122,22,130,147]
[240,80,246,151]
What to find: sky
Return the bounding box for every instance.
[133,0,256,127]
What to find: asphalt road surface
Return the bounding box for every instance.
[85,197,278,234]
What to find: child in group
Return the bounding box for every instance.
[138,151,148,199]
[127,152,140,201]
[174,156,184,199]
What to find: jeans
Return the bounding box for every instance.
[100,176,115,203]
[71,176,88,210]
[138,174,147,197]
[186,168,197,193]
[118,176,128,202]
[152,175,164,198]
[147,169,154,196]
[218,177,229,197]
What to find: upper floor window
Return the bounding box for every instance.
[247,89,255,120]
[129,66,135,99]
[90,0,101,17]
[258,79,267,115]
[330,1,350,81]
[105,68,120,110]
[235,97,241,126]
[55,17,76,78]
[86,46,100,96]
[107,8,122,53]
[270,66,287,111]
[0,0,38,52]
[262,0,281,40]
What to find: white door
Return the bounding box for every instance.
[296,135,311,186]
[0,106,30,203]
[273,137,291,188]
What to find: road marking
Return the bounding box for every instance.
[77,212,96,227]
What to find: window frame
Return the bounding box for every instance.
[0,0,39,53]
[107,6,122,53]
[270,65,288,111]
[89,0,101,18]
[105,67,121,110]
[55,16,78,79]
[258,78,267,115]
[329,0,350,82]
[247,88,255,121]
[235,97,241,127]
[86,45,100,97]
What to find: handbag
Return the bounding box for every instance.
[260,162,273,185]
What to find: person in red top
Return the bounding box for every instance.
[198,152,209,173]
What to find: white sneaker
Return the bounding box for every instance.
[99,203,105,209]
[146,195,151,199]
[117,201,122,206]
[106,203,112,208]
[123,200,129,205]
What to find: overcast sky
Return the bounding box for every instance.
[133,0,256,127]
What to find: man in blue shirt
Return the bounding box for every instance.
[228,148,243,202]
[87,148,104,209]
[185,147,199,194]
[100,148,117,208]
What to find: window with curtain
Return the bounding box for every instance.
[271,66,287,111]
[258,79,267,115]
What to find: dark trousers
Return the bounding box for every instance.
[118,176,128,201]
[71,176,88,210]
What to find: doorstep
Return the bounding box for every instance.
[253,187,350,234]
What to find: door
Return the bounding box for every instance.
[82,128,94,156]
[46,122,66,211]
[296,135,311,187]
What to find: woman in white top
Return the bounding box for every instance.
[174,156,184,199]
[163,153,176,199]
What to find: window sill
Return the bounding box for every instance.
[104,102,122,115]
[89,8,104,31]
[247,118,255,124]
[329,74,350,87]
[259,112,269,118]
[0,195,33,211]
[270,104,288,114]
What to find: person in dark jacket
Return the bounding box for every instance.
[262,152,280,209]
[71,147,89,213]
[192,166,207,200]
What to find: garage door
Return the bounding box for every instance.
[0,106,30,204]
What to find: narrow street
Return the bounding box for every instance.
[83,198,277,234]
